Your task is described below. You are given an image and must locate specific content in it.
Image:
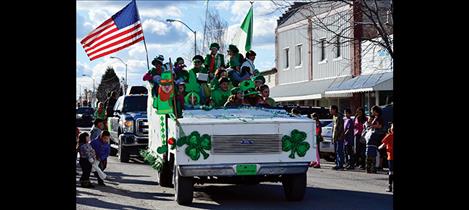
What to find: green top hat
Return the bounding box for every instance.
[252,75,266,84]
[210,43,220,50]
[230,87,242,95]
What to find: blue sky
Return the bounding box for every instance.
[76,0,289,99]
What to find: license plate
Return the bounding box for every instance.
[236,164,257,175]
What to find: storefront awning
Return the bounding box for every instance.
[325,72,393,95]
[270,76,352,102]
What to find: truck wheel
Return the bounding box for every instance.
[158,160,173,187]
[118,144,130,163]
[282,173,306,201]
[173,165,193,205]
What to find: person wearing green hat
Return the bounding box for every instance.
[224,87,245,108]
[204,43,225,77]
[210,77,231,108]
[188,55,210,105]
[252,75,266,90]
[238,80,263,106]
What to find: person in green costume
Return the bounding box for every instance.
[204,43,225,80]
[155,71,174,115]
[188,55,211,105]
[210,77,231,108]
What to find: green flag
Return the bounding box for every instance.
[232,5,253,56]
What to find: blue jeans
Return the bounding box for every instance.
[335,140,345,167]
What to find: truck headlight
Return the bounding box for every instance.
[123,120,134,133]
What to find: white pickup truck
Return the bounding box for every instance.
[144,93,317,205]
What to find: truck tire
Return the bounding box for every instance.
[173,165,193,205]
[158,160,173,187]
[118,144,130,163]
[282,173,306,201]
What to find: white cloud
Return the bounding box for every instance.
[142,19,170,35]
[213,1,232,11]
[139,6,182,18]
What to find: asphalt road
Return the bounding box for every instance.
[76,155,392,210]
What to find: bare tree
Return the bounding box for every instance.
[202,9,228,53]
[272,0,393,59]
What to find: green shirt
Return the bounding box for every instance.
[210,88,231,108]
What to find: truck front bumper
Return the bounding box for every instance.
[119,133,148,146]
[177,162,309,177]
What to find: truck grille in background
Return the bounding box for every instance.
[212,134,282,154]
[136,119,148,136]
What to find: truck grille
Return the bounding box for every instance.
[136,119,148,136]
[212,134,282,154]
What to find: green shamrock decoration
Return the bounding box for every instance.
[176,131,211,160]
[239,80,255,92]
[282,129,310,159]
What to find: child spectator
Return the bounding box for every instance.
[379,123,393,192]
[78,132,96,188]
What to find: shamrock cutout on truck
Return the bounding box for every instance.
[176,131,211,160]
[282,129,310,159]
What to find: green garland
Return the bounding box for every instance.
[157,115,168,154]
[282,129,310,159]
[139,149,164,171]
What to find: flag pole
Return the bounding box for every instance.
[143,37,150,70]
[135,0,150,70]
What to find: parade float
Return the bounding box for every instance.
[140,62,317,205]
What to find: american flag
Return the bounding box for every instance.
[81,0,144,61]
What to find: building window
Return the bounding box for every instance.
[284,48,289,68]
[320,38,326,61]
[335,36,341,58]
[295,44,302,66]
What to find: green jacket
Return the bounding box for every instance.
[228,53,244,69]
[210,88,231,108]
[204,53,225,73]
[94,108,106,120]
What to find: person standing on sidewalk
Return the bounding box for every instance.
[90,119,104,141]
[366,105,384,173]
[344,108,355,170]
[331,105,345,170]
[78,132,96,188]
[309,113,322,168]
[354,107,367,169]
[379,122,394,192]
[90,131,111,186]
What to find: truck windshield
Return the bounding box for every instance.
[122,96,147,112]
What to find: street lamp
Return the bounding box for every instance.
[166,19,197,57]
[110,56,128,95]
[82,74,96,107]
